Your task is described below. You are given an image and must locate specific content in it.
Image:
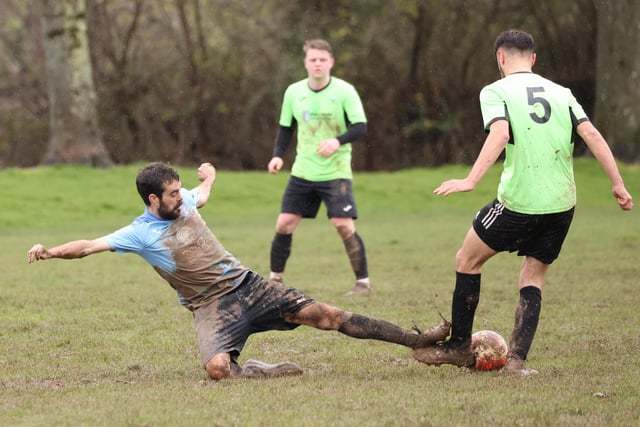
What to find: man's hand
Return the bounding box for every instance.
[196,163,217,208]
[27,244,50,263]
[316,138,340,157]
[268,157,284,174]
[433,178,476,196]
[198,162,216,183]
[613,185,633,211]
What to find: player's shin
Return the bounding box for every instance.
[450,272,481,342]
[270,232,292,279]
[338,313,448,347]
[508,286,542,361]
[342,231,368,279]
[338,313,417,346]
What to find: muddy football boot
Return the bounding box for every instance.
[411,319,452,348]
[269,272,284,283]
[413,338,475,367]
[345,278,372,296]
[501,356,539,376]
[241,359,303,378]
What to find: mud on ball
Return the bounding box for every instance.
[471,330,508,371]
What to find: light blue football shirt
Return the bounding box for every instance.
[104,187,248,310]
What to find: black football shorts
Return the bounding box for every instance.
[193,271,315,367]
[280,176,358,219]
[472,199,575,264]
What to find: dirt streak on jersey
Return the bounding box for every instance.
[104,188,248,311]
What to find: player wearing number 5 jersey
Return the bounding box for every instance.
[414,29,633,375]
[481,69,586,214]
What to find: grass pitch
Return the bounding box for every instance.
[1,159,639,426]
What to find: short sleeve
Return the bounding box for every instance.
[103,224,144,254]
[479,84,508,131]
[279,86,295,127]
[343,84,367,124]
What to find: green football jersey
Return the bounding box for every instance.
[279,77,367,181]
[480,72,588,214]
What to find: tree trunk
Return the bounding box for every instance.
[40,0,113,166]
[593,0,640,162]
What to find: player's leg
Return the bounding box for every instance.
[331,217,371,295]
[502,256,546,376]
[270,213,302,282]
[205,352,303,379]
[450,226,497,341]
[514,255,547,362]
[270,177,320,282]
[413,226,496,367]
[321,179,371,295]
[285,302,450,348]
[504,207,573,375]
[197,276,306,380]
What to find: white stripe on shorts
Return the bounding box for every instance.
[480,201,504,229]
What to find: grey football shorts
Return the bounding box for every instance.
[193,271,315,367]
[280,176,358,219]
[472,199,575,264]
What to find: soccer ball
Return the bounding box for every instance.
[471,330,508,371]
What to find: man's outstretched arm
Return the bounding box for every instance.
[434,120,510,196]
[27,239,111,263]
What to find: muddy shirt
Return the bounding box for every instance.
[103,188,248,311]
[480,71,588,214]
[279,77,367,181]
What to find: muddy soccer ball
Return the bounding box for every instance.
[471,330,508,371]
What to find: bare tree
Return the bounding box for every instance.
[40,0,113,166]
[1,0,632,168]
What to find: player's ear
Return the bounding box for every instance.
[148,193,160,207]
[531,52,536,67]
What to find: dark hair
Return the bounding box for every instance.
[494,30,535,55]
[136,162,180,206]
[303,39,333,56]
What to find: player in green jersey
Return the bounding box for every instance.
[267,39,372,295]
[413,30,633,375]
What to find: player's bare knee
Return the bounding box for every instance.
[205,363,229,380]
[455,249,480,273]
[205,355,232,380]
[275,221,295,234]
[335,223,354,240]
[276,214,301,234]
[314,303,344,330]
[328,309,345,330]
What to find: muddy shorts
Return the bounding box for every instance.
[193,271,315,367]
[472,199,575,264]
[280,176,358,219]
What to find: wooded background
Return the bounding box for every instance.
[1,0,638,170]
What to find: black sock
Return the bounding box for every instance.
[338,313,416,347]
[509,286,542,361]
[270,232,292,273]
[450,272,481,342]
[342,232,368,279]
